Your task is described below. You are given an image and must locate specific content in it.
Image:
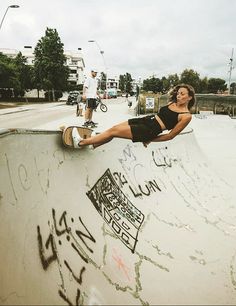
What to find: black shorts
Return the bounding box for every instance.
[86,98,97,109]
[128,115,162,142]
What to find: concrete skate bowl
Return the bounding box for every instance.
[0,128,236,305]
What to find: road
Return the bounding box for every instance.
[0,97,135,130]
[0,102,74,129]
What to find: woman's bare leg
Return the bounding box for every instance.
[79,121,133,148]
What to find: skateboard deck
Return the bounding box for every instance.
[60,125,93,148]
[82,123,98,128]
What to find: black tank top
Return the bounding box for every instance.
[158,103,189,130]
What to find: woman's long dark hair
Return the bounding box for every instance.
[169,84,196,110]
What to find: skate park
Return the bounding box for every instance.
[0,97,236,305]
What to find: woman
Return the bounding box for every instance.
[72,84,196,149]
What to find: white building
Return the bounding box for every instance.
[107,77,119,89]
[64,49,85,86]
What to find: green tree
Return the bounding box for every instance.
[230,82,236,94]
[13,52,35,96]
[99,72,107,90]
[208,78,227,93]
[160,74,180,93]
[143,76,162,93]
[124,73,133,94]
[34,27,69,101]
[198,77,208,93]
[119,74,125,92]
[0,52,20,98]
[161,76,169,93]
[180,69,201,92]
[167,73,180,88]
[118,73,133,94]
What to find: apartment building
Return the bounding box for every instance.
[64,49,85,86]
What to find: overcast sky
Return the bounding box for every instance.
[0,0,235,82]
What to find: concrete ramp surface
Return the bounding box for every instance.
[0,128,236,305]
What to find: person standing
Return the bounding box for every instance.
[82,69,99,127]
[76,93,84,116]
[76,100,84,117]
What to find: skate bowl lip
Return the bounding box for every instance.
[0,128,61,137]
[0,126,194,137]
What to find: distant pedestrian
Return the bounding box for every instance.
[76,93,84,116]
[126,93,132,108]
[76,101,84,117]
[82,69,99,127]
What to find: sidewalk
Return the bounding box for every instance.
[34,96,137,130]
[0,102,64,115]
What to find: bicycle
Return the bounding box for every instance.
[76,97,107,116]
[95,97,108,112]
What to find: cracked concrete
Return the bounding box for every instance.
[0,123,236,305]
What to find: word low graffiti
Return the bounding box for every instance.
[87,169,144,253]
[37,208,96,305]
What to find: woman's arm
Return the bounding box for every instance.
[143,114,192,146]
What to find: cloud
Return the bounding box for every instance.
[1,0,235,82]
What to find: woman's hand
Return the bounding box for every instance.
[143,141,151,148]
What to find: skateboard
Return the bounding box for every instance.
[60,125,93,148]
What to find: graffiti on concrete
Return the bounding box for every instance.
[113,171,161,197]
[37,209,96,305]
[151,146,179,168]
[115,144,173,198]
[87,169,144,253]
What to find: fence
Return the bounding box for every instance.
[136,93,236,117]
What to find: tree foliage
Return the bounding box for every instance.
[13,52,35,95]
[0,52,34,98]
[140,69,227,94]
[207,78,227,93]
[119,73,133,93]
[180,69,201,91]
[34,27,69,101]
[0,53,18,90]
[143,76,162,93]
[230,82,236,94]
[99,72,107,90]
[119,74,125,92]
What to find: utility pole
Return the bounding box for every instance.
[228,48,234,95]
[88,40,107,99]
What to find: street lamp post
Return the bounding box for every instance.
[0,5,20,32]
[228,48,234,95]
[88,40,107,99]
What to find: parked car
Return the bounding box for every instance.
[107,88,117,98]
[66,91,81,105]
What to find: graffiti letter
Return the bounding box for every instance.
[37,226,57,270]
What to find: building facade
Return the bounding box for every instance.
[64,50,85,86]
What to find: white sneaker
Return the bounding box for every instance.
[72,128,82,148]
